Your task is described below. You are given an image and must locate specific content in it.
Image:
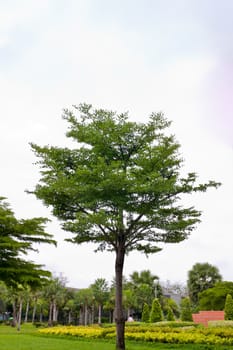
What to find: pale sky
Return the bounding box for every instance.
[1,0,233,288]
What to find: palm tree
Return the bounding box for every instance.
[43,276,68,325]
[90,278,109,324]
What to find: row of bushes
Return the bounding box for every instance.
[38,322,233,345]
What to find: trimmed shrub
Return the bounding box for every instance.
[209,320,233,327]
[166,306,175,321]
[150,298,163,323]
[180,297,193,321]
[141,303,150,323]
[224,294,233,320]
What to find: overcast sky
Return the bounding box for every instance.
[1,0,233,288]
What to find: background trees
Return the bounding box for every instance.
[198,281,233,311]
[31,104,219,350]
[126,270,161,317]
[187,262,222,308]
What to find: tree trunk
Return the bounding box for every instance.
[98,304,101,324]
[48,302,53,326]
[39,307,43,322]
[115,243,125,350]
[79,307,83,325]
[12,300,17,326]
[32,298,37,323]
[68,310,72,324]
[84,304,88,326]
[32,301,37,323]
[24,299,30,322]
[52,300,57,322]
[92,303,95,324]
[17,298,23,331]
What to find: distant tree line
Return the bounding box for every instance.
[0,270,183,326]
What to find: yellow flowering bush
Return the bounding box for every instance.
[38,323,233,345]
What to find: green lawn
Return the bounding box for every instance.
[1,324,233,350]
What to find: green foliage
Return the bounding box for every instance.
[187,262,222,307]
[0,197,55,288]
[150,298,163,322]
[31,104,220,256]
[180,297,193,322]
[141,303,150,322]
[199,281,233,311]
[224,294,233,320]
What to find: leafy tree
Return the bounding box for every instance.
[75,288,94,325]
[128,270,159,290]
[150,298,163,322]
[141,302,150,322]
[199,282,233,311]
[63,297,76,324]
[30,104,219,350]
[128,270,160,307]
[0,197,55,288]
[187,262,222,307]
[180,297,193,321]
[224,294,233,320]
[162,297,180,319]
[123,288,136,320]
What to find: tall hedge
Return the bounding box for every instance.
[150,298,163,322]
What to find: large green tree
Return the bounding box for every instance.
[30,104,219,350]
[187,262,222,307]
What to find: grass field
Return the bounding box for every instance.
[1,324,233,350]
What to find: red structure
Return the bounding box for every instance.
[192,310,225,327]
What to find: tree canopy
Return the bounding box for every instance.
[30,103,220,349]
[0,197,55,288]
